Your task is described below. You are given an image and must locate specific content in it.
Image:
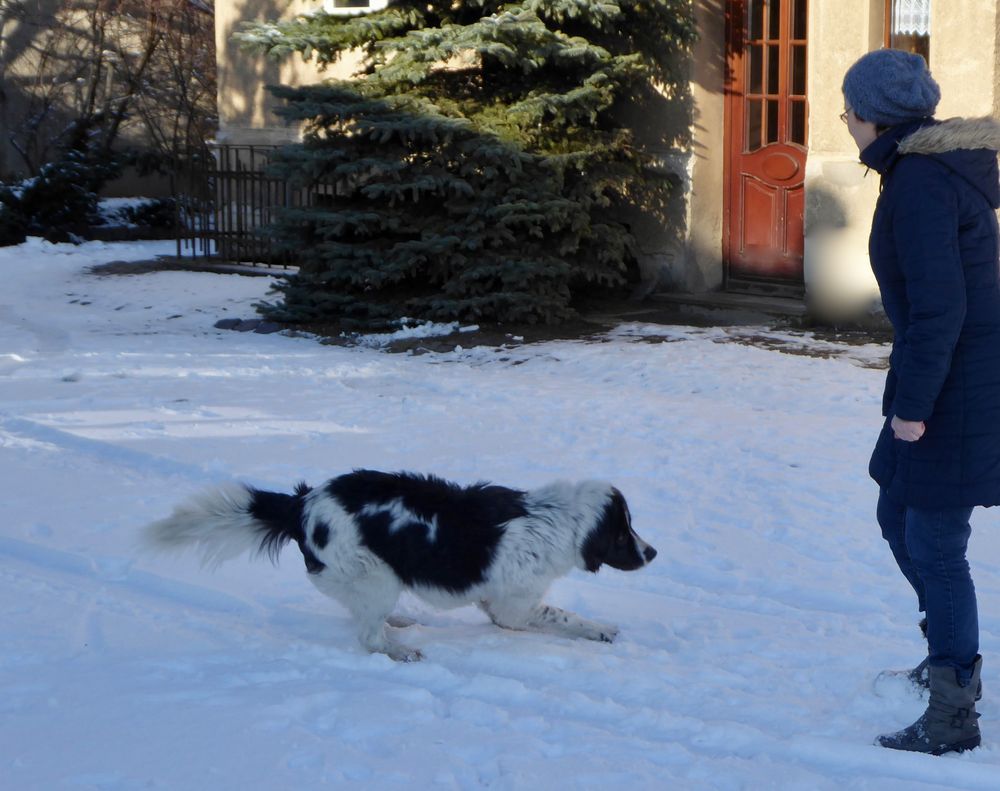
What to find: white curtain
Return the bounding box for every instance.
[893,0,931,36]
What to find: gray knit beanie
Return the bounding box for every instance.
[842,49,940,127]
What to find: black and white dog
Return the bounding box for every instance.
[143,470,657,661]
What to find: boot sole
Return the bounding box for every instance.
[930,735,981,756]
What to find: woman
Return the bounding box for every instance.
[842,48,1000,755]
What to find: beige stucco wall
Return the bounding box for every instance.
[215,0,360,144]
[931,1,1000,119]
[683,0,727,293]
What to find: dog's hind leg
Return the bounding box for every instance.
[481,599,618,644]
[311,569,422,662]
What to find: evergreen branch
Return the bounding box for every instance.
[519,0,624,28]
[371,11,614,83]
[236,8,423,68]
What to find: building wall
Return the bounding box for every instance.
[215,0,359,144]
[0,0,62,180]
[1,1,213,197]
[932,0,1000,119]
[684,0,727,293]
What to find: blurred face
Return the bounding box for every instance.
[843,106,878,153]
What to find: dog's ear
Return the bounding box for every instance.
[581,521,611,572]
[581,490,624,572]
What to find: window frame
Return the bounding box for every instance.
[883,0,930,60]
[323,0,389,16]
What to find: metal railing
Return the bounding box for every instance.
[173,144,308,267]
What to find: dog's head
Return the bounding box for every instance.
[580,487,656,573]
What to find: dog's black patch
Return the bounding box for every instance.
[301,545,326,574]
[246,486,325,575]
[312,521,330,549]
[248,489,305,561]
[327,470,528,593]
[581,488,645,572]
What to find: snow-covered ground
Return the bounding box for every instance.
[2,238,999,790]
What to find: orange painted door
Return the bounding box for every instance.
[725,0,808,283]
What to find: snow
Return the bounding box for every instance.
[343,318,481,348]
[2,237,999,790]
[95,197,160,228]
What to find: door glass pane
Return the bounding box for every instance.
[791,100,806,144]
[791,45,806,96]
[749,45,763,95]
[766,99,779,144]
[769,0,782,40]
[793,0,807,39]
[767,44,780,94]
[749,0,764,41]
[747,98,763,151]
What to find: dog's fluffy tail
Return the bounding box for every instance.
[143,482,310,568]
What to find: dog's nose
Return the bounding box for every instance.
[643,546,657,563]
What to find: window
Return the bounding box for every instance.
[743,0,808,150]
[885,0,930,61]
[324,0,389,15]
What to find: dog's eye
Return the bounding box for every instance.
[616,534,628,545]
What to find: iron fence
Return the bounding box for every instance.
[173,144,311,267]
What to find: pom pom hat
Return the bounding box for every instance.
[842,49,940,127]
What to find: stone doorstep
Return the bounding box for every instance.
[582,291,809,330]
[650,290,808,317]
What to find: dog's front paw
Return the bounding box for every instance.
[386,644,424,663]
[581,623,618,643]
[597,626,619,643]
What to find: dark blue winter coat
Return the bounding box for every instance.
[863,117,1000,508]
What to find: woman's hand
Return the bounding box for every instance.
[891,415,926,442]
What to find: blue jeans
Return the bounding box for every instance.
[876,488,979,684]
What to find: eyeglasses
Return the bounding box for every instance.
[840,109,851,124]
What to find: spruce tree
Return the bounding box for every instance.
[240,1,696,328]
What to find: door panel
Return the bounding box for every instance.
[725,0,808,284]
[742,177,777,250]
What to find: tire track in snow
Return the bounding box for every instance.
[0,534,257,618]
[0,412,226,484]
[0,303,70,354]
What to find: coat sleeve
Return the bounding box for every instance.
[889,158,966,422]
[881,365,897,417]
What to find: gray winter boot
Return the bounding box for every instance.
[876,656,982,700]
[874,656,930,698]
[874,617,980,701]
[876,655,983,755]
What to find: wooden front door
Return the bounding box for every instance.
[724,0,808,285]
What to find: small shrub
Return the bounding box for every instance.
[0,188,28,247]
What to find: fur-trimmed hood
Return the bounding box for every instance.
[897,116,1000,156]
[884,117,1000,209]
